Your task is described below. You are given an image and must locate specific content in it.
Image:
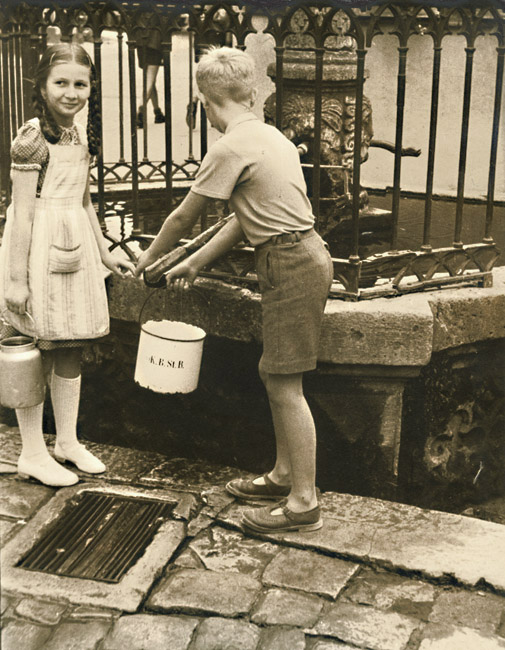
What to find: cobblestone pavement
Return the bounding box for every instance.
[1,423,505,650]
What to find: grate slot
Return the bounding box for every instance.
[17,492,175,583]
[54,498,133,577]
[70,500,159,580]
[21,494,110,570]
[44,495,115,574]
[107,502,173,581]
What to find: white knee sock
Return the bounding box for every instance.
[50,372,81,449]
[15,402,48,460]
[50,371,105,474]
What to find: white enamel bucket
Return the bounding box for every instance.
[134,292,206,394]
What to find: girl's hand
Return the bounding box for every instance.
[101,250,135,278]
[165,259,199,293]
[5,280,30,315]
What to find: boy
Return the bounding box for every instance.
[135,47,333,533]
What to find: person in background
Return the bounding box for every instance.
[135,47,333,534]
[136,29,165,128]
[0,43,134,486]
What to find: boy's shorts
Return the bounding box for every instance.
[254,229,333,374]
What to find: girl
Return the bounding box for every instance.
[0,43,134,487]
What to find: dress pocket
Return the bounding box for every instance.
[48,244,82,273]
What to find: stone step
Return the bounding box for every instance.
[219,492,505,593]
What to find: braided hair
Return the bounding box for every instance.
[32,43,101,156]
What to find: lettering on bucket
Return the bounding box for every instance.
[149,355,184,369]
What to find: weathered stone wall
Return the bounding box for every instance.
[401,339,505,512]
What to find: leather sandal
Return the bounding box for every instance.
[225,473,290,501]
[242,500,322,533]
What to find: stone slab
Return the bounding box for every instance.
[1,620,52,650]
[320,292,434,366]
[1,483,186,612]
[311,641,359,650]
[0,428,22,464]
[102,614,198,650]
[180,526,280,578]
[430,266,505,352]
[41,621,111,650]
[219,491,505,591]
[343,567,437,620]
[191,617,261,650]
[0,479,53,519]
[1,593,15,616]
[69,606,120,621]
[251,588,323,627]
[262,546,359,598]
[140,457,249,492]
[257,627,306,650]
[1,519,20,547]
[312,601,419,650]
[67,441,166,483]
[15,598,67,625]
[147,568,262,617]
[428,589,505,634]
[418,623,505,650]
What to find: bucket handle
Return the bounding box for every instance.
[1,308,38,344]
[139,286,210,329]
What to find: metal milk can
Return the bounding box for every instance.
[0,314,45,408]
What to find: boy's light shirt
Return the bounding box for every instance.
[191,112,314,246]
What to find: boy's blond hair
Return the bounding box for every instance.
[196,46,255,106]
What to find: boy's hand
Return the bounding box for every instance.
[134,248,158,278]
[165,259,199,292]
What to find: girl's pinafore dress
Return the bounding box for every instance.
[0,118,109,347]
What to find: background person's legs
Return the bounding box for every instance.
[137,63,164,126]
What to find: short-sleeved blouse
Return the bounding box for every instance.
[10,121,85,197]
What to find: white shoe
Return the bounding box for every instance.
[18,453,79,487]
[54,442,106,474]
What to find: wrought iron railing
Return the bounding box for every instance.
[0,1,503,299]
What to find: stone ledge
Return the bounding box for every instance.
[428,266,505,352]
[107,266,505,371]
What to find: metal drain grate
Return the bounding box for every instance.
[17,492,175,583]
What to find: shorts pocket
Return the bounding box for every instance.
[48,244,82,273]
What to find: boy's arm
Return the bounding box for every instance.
[135,191,211,277]
[164,215,245,291]
[5,170,38,314]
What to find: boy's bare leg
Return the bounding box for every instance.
[256,367,291,486]
[263,371,318,513]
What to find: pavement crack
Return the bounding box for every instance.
[367,526,380,558]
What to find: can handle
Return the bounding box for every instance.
[1,308,38,344]
[138,286,210,328]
